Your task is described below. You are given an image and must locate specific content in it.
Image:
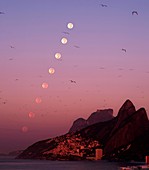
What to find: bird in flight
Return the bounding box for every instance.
[118,68,124,71]
[74,45,80,48]
[99,67,105,70]
[10,45,15,49]
[122,48,126,52]
[9,58,13,61]
[0,11,5,14]
[100,4,108,7]
[62,31,70,35]
[132,11,138,15]
[129,68,134,71]
[70,80,76,83]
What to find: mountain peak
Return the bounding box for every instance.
[117,99,136,117]
[17,99,149,161]
[87,109,113,125]
[69,109,114,133]
[107,99,136,139]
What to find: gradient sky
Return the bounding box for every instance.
[0,0,149,153]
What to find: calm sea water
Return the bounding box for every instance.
[0,156,145,170]
[0,156,119,170]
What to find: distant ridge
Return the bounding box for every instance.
[17,99,149,161]
[69,109,114,133]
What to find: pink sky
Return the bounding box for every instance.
[0,0,149,153]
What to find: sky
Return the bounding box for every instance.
[0,0,149,153]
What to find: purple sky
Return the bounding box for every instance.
[0,0,149,153]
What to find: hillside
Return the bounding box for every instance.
[17,99,149,161]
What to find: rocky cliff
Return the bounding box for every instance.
[104,103,149,160]
[17,99,149,161]
[69,109,113,133]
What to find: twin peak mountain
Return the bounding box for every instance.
[17,99,149,161]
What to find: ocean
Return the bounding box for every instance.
[0,156,120,170]
[0,156,146,170]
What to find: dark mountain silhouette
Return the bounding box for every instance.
[8,150,23,157]
[69,109,113,133]
[17,99,149,161]
[104,106,149,160]
[69,118,87,133]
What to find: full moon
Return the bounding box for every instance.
[42,82,48,89]
[67,22,73,29]
[49,67,55,74]
[21,126,28,133]
[35,97,42,104]
[55,53,61,59]
[61,37,68,44]
[28,112,35,118]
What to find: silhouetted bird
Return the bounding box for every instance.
[129,68,134,71]
[70,80,76,83]
[0,11,5,14]
[10,46,15,48]
[122,48,126,52]
[132,11,138,15]
[118,68,124,71]
[99,67,105,70]
[118,75,122,78]
[62,31,69,35]
[74,45,80,48]
[100,4,107,7]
